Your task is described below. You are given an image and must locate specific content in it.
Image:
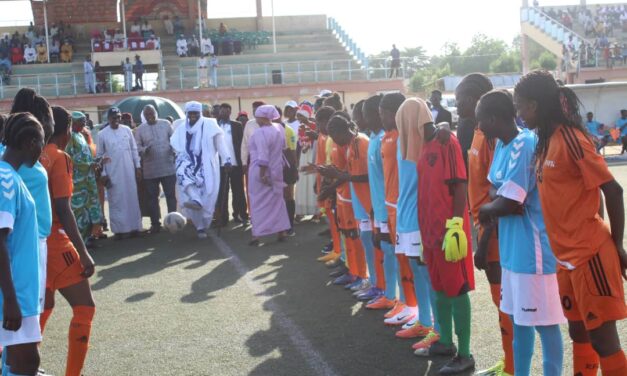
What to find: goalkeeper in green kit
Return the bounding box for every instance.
[412,119,476,375]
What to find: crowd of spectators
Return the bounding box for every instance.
[91,18,160,53]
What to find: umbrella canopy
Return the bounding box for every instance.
[109,96,185,126]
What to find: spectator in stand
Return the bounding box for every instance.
[176,34,188,57]
[173,16,184,36]
[617,109,627,154]
[24,44,36,64]
[0,51,11,75]
[219,22,228,36]
[210,54,219,88]
[60,40,73,63]
[131,20,141,35]
[122,57,132,92]
[50,23,58,38]
[189,35,200,57]
[201,36,213,56]
[94,61,108,93]
[35,42,47,64]
[147,34,160,50]
[198,54,208,87]
[585,112,610,152]
[134,55,144,90]
[49,38,60,61]
[10,43,22,65]
[163,15,174,35]
[84,56,95,94]
[141,20,153,36]
[389,44,401,78]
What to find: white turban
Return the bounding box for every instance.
[185,101,202,113]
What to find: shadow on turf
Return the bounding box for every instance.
[209,221,474,376]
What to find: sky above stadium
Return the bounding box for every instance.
[0,0,625,55]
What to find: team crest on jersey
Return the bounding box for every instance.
[427,153,437,167]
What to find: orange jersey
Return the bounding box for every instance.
[381,129,399,206]
[347,134,372,214]
[315,134,328,194]
[537,125,614,269]
[331,142,351,205]
[468,129,495,223]
[40,143,74,234]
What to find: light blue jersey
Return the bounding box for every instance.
[0,161,41,319]
[586,121,601,137]
[488,129,556,275]
[618,118,627,137]
[368,130,387,223]
[17,161,51,239]
[350,183,369,221]
[396,139,419,233]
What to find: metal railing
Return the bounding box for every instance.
[327,18,367,67]
[0,57,412,99]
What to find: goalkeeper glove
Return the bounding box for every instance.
[442,217,467,262]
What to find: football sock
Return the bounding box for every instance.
[490,284,514,375]
[536,324,563,376]
[40,308,53,333]
[66,306,95,376]
[451,293,471,357]
[434,291,454,347]
[397,255,416,307]
[409,259,433,327]
[428,280,441,333]
[512,322,535,376]
[380,240,398,300]
[348,236,368,278]
[359,230,377,285]
[600,350,626,376]
[374,246,386,291]
[340,235,347,263]
[573,342,599,376]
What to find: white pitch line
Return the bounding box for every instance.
[210,234,339,376]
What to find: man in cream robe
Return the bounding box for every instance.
[170,101,232,238]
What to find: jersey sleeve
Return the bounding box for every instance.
[49,153,74,200]
[443,137,467,185]
[497,134,536,204]
[285,127,297,151]
[574,131,614,190]
[0,171,18,231]
[353,138,369,175]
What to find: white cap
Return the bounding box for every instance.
[284,100,299,109]
[315,89,332,98]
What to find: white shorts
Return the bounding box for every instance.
[500,269,566,327]
[0,315,42,347]
[359,219,372,232]
[378,222,389,234]
[38,238,47,311]
[396,231,422,257]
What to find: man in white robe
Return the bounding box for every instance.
[176,35,188,57]
[96,107,143,239]
[170,101,232,238]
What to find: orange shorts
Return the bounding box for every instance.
[46,230,85,291]
[477,225,500,263]
[557,238,627,330]
[336,200,357,231]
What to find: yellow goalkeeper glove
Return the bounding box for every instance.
[442,217,467,262]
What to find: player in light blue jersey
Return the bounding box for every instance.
[476,91,565,376]
[0,113,45,376]
[363,95,397,310]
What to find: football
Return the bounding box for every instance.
[164,212,186,233]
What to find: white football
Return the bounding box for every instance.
[164,212,186,233]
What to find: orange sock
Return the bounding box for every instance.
[374,246,386,290]
[40,308,53,333]
[573,342,600,376]
[345,235,358,276]
[600,350,626,376]
[349,237,368,278]
[490,283,514,375]
[66,306,95,376]
[397,255,416,307]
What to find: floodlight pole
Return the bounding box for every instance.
[43,0,50,63]
[121,0,127,46]
[198,0,203,46]
[271,0,276,54]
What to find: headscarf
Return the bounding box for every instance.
[254,105,280,121]
[71,111,86,120]
[396,97,432,164]
[185,101,202,113]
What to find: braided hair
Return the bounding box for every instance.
[0,113,7,142]
[363,94,383,131]
[2,112,44,149]
[322,93,344,111]
[11,88,54,142]
[514,70,584,160]
[51,106,71,139]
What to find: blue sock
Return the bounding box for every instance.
[359,230,377,286]
[426,274,440,333]
[409,259,433,327]
[380,240,398,300]
[340,235,346,263]
[536,324,563,376]
[512,320,535,376]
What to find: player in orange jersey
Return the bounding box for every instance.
[39,107,96,376]
[515,70,627,376]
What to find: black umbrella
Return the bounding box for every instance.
[109,96,184,125]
